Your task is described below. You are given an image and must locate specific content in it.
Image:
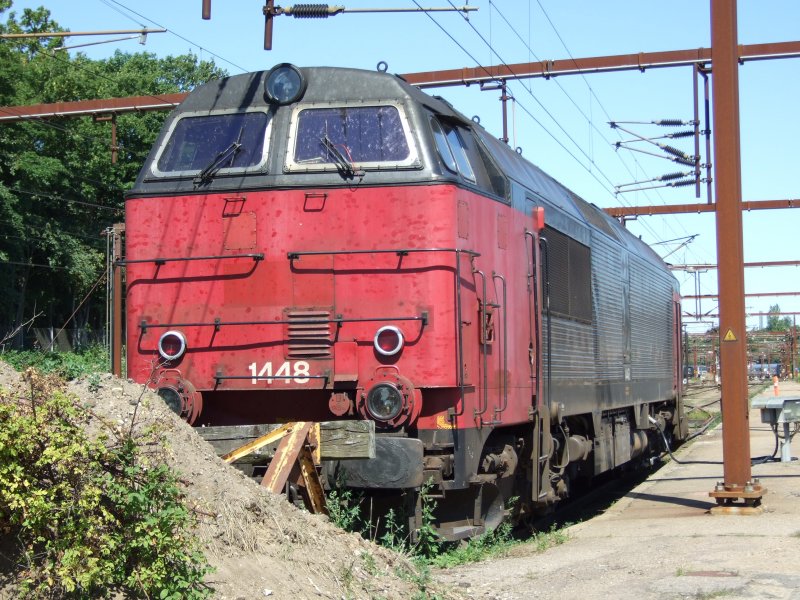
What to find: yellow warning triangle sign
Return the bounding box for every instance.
[723,329,737,342]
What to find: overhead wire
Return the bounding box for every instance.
[414,0,617,198]
[100,0,248,74]
[514,1,718,317]
[487,0,690,252]
[455,1,718,324]
[444,0,620,195]
[530,0,712,268]
[11,188,122,213]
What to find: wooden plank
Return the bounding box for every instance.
[196,424,276,441]
[201,420,375,461]
[221,422,294,463]
[318,420,376,460]
[261,422,313,493]
[297,445,328,515]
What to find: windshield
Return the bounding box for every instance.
[289,105,415,170]
[155,111,270,175]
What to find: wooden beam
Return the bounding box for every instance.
[220,422,294,463]
[297,445,328,515]
[201,420,376,463]
[261,422,313,493]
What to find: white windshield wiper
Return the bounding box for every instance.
[194,127,244,185]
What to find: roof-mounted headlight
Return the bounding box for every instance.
[264,63,307,105]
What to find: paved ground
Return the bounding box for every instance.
[434,380,800,600]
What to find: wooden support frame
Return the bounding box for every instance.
[219,421,332,515]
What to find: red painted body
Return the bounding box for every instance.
[126,183,541,431]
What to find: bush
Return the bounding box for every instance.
[0,369,212,598]
[1,345,108,379]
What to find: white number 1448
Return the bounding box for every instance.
[248,361,310,384]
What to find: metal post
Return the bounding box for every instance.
[263,0,275,50]
[111,223,124,377]
[500,80,509,144]
[693,64,701,199]
[701,68,713,204]
[708,0,763,510]
[110,114,117,165]
[791,320,796,379]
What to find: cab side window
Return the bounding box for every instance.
[431,118,457,173]
[431,117,508,201]
[431,118,474,181]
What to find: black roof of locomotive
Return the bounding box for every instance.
[128,66,668,270]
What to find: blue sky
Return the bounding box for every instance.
[8,0,800,333]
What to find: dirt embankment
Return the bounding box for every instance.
[0,362,452,600]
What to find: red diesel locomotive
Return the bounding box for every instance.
[125,64,687,539]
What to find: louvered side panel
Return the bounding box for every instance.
[285,310,333,359]
[591,237,624,380]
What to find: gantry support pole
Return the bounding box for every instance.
[111,223,124,378]
[708,0,763,509]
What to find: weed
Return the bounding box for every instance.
[0,368,213,598]
[326,485,365,533]
[362,551,379,576]
[87,372,102,393]
[338,559,355,596]
[413,481,443,559]
[379,508,410,552]
[530,523,570,553]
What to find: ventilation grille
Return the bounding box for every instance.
[286,310,333,359]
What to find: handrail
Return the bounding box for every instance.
[214,373,329,383]
[492,272,508,420]
[140,312,429,333]
[448,249,474,420]
[540,236,553,422]
[288,247,480,260]
[473,268,489,420]
[117,252,264,266]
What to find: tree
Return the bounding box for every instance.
[0,2,226,348]
[765,304,793,332]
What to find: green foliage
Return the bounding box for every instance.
[378,508,409,552]
[0,3,227,348]
[412,481,442,559]
[430,518,517,568]
[529,523,570,552]
[325,485,366,533]
[765,304,793,332]
[0,369,213,598]
[1,344,108,379]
